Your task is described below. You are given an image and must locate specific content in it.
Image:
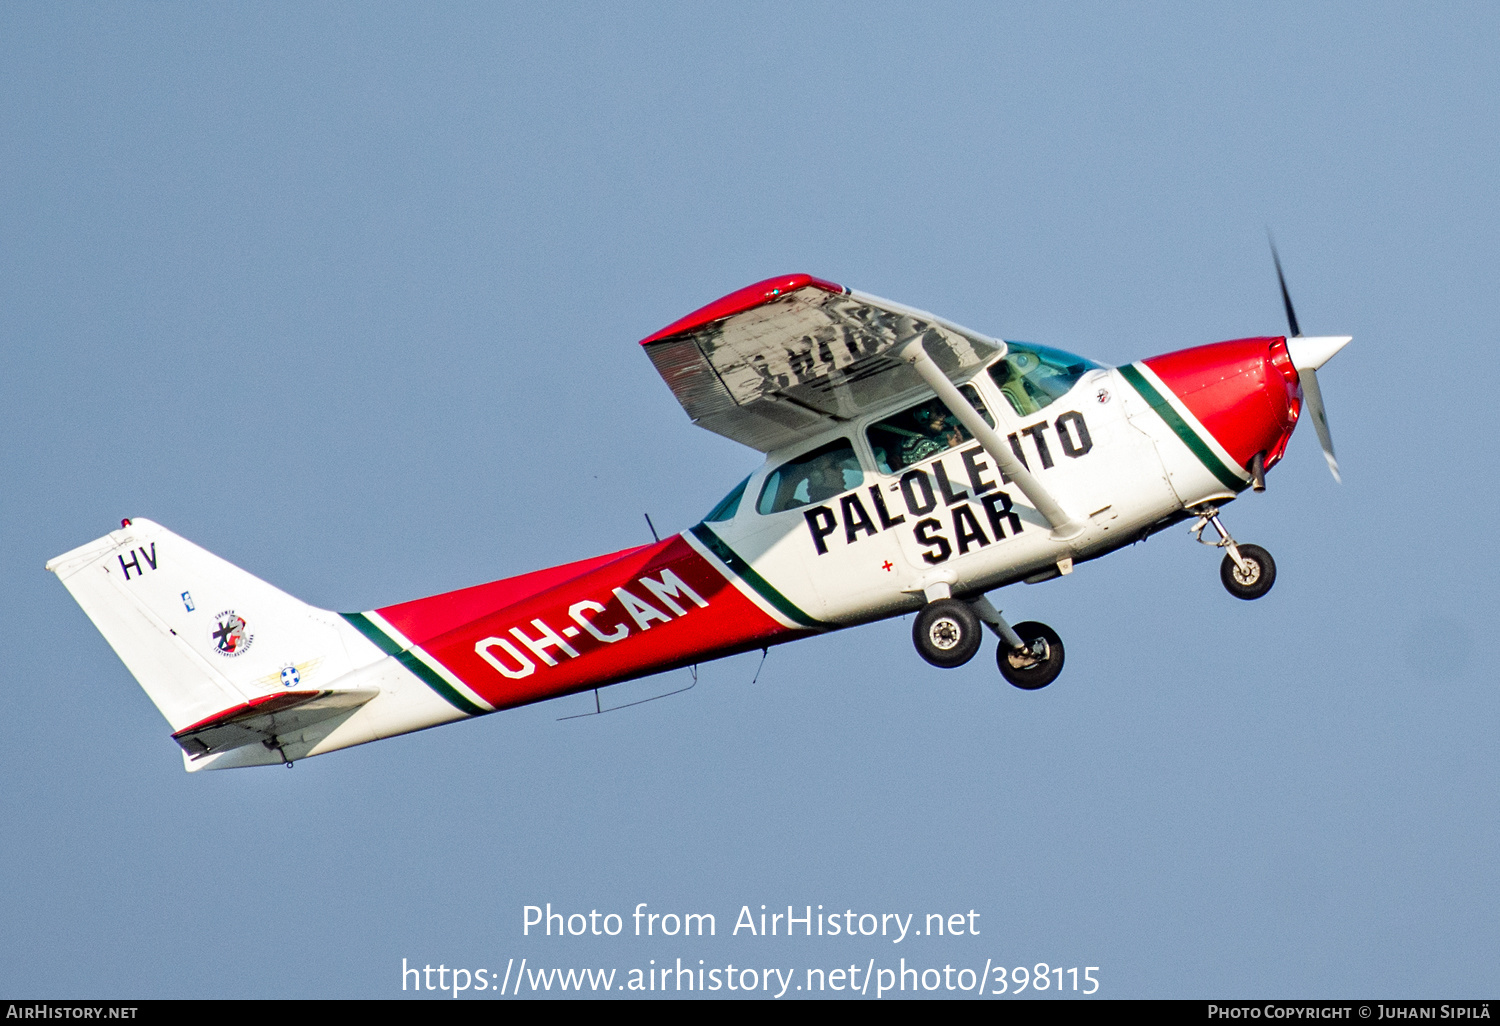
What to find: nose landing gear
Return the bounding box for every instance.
[1190,504,1276,600]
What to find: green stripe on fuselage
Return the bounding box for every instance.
[340,611,486,716]
[341,611,403,655]
[689,524,824,629]
[1118,364,1247,492]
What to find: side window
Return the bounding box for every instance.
[989,343,1100,417]
[865,385,993,475]
[756,440,864,515]
[703,476,749,523]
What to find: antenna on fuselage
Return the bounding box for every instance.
[751,647,769,685]
[643,513,660,542]
[556,668,697,721]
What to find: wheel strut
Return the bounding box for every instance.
[1189,505,1249,574]
[1190,504,1277,600]
[968,595,1027,652]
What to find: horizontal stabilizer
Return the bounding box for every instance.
[172,688,378,760]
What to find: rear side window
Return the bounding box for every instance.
[703,476,749,522]
[756,440,864,515]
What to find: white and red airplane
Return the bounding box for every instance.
[48,255,1348,770]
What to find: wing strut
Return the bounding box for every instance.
[900,340,1084,541]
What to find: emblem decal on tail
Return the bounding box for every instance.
[252,657,323,690]
[211,611,254,657]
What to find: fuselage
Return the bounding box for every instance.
[45,268,1327,770]
[341,334,1303,720]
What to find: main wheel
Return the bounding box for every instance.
[912,599,983,668]
[1220,543,1276,600]
[997,621,1064,690]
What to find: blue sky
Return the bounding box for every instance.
[2,2,1496,998]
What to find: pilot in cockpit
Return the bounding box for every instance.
[803,451,863,504]
[900,406,962,467]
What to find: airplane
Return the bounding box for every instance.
[47,251,1349,771]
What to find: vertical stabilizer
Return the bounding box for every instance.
[46,519,386,756]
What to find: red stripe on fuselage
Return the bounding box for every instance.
[377,544,653,646]
[376,536,794,711]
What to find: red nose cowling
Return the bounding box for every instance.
[1142,337,1302,473]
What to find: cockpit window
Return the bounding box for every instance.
[989,343,1100,417]
[866,385,993,475]
[756,439,864,515]
[703,475,749,522]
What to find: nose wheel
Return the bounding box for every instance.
[1219,543,1276,600]
[1190,505,1276,600]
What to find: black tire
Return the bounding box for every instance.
[1220,543,1276,600]
[912,599,983,668]
[997,621,1064,690]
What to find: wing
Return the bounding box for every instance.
[641,274,1005,452]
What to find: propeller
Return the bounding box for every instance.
[1269,237,1350,483]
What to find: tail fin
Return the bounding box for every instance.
[47,518,388,769]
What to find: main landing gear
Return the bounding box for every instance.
[1190,504,1276,600]
[912,599,983,669]
[912,594,1065,689]
[995,621,1065,690]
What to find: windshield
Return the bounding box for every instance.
[989,343,1100,416]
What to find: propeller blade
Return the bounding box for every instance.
[1269,235,1302,338]
[1267,239,1346,483]
[1297,368,1340,483]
